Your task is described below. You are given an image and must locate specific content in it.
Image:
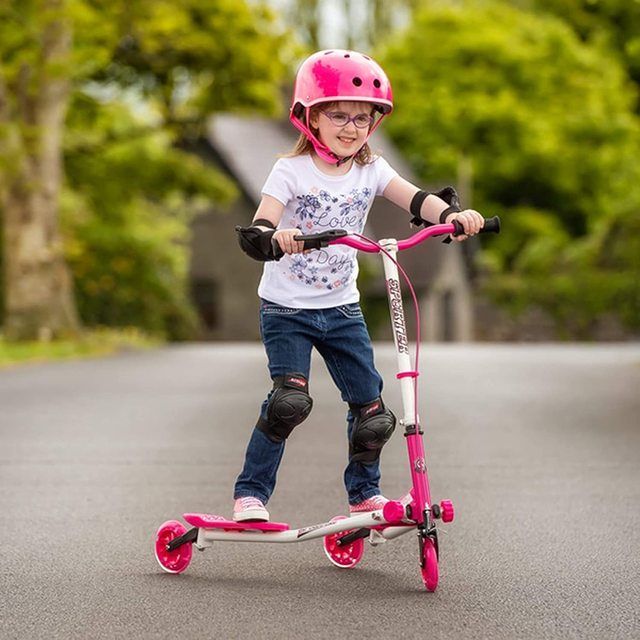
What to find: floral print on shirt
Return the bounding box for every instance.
[286,186,371,290]
[295,187,371,227]
[288,252,355,290]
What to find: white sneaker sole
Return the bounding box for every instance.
[233,507,270,522]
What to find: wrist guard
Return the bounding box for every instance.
[235,219,281,262]
[409,186,461,226]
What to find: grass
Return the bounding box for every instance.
[0,328,162,368]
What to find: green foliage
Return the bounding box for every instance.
[521,0,640,93]
[62,94,237,339]
[1,0,291,339]
[279,0,419,51]
[380,1,640,335]
[0,327,160,368]
[99,0,291,127]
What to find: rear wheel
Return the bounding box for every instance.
[323,516,364,569]
[155,520,193,574]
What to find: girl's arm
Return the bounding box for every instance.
[382,175,483,239]
[252,195,304,255]
[252,194,285,228]
[383,176,450,223]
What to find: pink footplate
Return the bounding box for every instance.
[183,513,290,532]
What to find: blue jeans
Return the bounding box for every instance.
[234,299,384,506]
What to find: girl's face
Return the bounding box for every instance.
[309,101,374,158]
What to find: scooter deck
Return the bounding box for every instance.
[183,513,290,532]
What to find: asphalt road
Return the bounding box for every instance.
[1,343,639,639]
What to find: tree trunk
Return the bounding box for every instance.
[0,2,80,341]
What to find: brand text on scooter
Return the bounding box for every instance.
[387,278,409,354]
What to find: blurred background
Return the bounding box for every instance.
[1,0,639,360]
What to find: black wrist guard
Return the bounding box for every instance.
[236,224,280,261]
[409,186,461,227]
[409,190,429,226]
[438,205,461,224]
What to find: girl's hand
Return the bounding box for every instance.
[273,228,305,255]
[445,209,485,242]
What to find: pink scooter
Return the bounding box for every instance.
[155,216,500,591]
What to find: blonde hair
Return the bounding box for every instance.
[284,103,375,166]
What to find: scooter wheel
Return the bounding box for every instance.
[421,537,439,592]
[440,500,455,523]
[323,516,364,569]
[155,520,193,574]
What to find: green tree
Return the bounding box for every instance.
[103,0,290,136]
[62,95,236,339]
[64,0,290,338]
[279,0,418,51]
[521,0,640,97]
[380,1,640,336]
[0,0,80,340]
[1,0,289,340]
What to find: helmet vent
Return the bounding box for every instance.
[352,77,362,86]
[373,79,381,88]
[344,53,350,58]
[324,51,333,55]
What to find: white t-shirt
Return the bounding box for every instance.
[257,154,398,308]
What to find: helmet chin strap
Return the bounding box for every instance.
[311,139,355,166]
[292,106,386,166]
[303,108,353,166]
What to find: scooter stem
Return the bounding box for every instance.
[380,239,416,425]
[380,239,432,520]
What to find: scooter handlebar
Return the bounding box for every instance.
[271,216,500,257]
[452,215,500,237]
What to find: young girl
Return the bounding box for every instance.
[233,49,484,522]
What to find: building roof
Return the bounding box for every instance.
[207,115,293,205]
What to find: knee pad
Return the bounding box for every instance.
[257,373,313,443]
[349,398,396,464]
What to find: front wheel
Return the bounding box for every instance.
[155,520,193,574]
[420,537,439,591]
[323,516,364,569]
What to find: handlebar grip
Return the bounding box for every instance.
[271,229,348,260]
[294,230,349,247]
[482,216,501,234]
[452,216,501,237]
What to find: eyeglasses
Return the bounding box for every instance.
[320,110,375,129]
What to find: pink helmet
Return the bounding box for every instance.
[290,49,393,164]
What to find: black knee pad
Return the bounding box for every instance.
[257,373,313,443]
[349,398,396,464]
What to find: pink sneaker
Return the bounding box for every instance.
[349,495,389,514]
[233,497,270,522]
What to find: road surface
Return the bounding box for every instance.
[1,344,638,639]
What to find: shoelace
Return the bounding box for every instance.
[240,497,263,508]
